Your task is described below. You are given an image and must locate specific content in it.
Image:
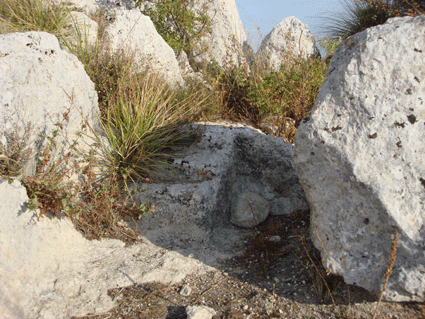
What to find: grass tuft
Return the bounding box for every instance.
[0,0,71,38]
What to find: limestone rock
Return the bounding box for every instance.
[186,305,217,319]
[53,0,136,15]
[293,16,425,302]
[230,192,270,228]
[0,180,213,319]
[129,123,308,265]
[0,32,99,177]
[104,9,184,86]
[191,0,247,68]
[257,16,319,71]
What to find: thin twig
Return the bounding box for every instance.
[372,229,398,319]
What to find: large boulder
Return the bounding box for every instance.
[257,16,319,71]
[129,123,308,265]
[0,180,212,319]
[0,32,99,177]
[104,9,184,86]
[293,16,425,301]
[191,0,247,68]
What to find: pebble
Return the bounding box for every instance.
[268,235,281,242]
[180,285,192,297]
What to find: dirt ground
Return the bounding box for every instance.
[73,211,425,319]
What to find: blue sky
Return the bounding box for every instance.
[235,0,345,51]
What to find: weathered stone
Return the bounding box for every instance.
[191,0,247,68]
[0,180,213,319]
[257,16,319,71]
[180,284,192,297]
[0,32,99,177]
[104,9,184,86]
[53,0,136,15]
[293,16,425,301]
[129,123,308,265]
[186,305,217,319]
[230,192,270,228]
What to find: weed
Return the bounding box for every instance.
[136,0,213,66]
[0,123,32,179]
[91,71,206,188]
[319,0,425,41]
[0,0,71,38]
[372,228,398,319]
[319,36,343,58]
[203,53,327,143]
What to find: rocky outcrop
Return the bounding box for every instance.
[191,0,247,68]
[0,180,213,319]
[104,9,184,86]
[0,32,99,177]
[293,16,425,301]
[257,16,319,71]
[129,122,308,264]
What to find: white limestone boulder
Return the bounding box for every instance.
[257,16,319,71]
[0,180,213,319]
[0,32,99,177]
[293,16,425,301]
[104,9,184,86]
[191,0,247,68]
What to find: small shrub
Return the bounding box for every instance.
[136,0,213,64]
[19,113,151,243]
[79,65,208,189]
[204,54,327,143]
[319,36,343,58]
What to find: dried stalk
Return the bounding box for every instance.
[372,229,398,319]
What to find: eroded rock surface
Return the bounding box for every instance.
[0,180,213,319]
[293,16,425,302]
[130,123,308,265]
[53,0,136,15]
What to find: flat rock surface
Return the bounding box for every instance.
[0,180,213,319]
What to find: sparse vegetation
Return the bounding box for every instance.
[136,0,213,65]
[0,0,71,38]
[1,0,423,317]
[202,50,328,143]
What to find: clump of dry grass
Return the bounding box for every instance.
[0,123,33,179]
[0,0,72,37]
